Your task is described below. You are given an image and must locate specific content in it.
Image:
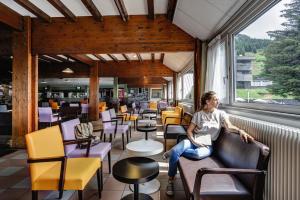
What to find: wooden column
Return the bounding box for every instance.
[194,38,202,111]
[166,82,169,102]
[113,77,119,99]
[89,61,99,121]
[31,55,38,131]
[173,72,177,106]
[11,17,36,148]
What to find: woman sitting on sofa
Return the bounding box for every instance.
[163,91,254,196]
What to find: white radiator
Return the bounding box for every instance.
[229,115,300,200]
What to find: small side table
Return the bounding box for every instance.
[136,126,157,140]
[113,157,159,200]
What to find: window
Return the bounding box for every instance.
[177,76,182,100]
[233,0,300,111]
[182,68,194,101]
[151,89,162,99]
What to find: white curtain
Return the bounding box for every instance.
[205,40,227,103]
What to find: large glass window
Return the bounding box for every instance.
[234,0,300,108]
[182,68,194,101]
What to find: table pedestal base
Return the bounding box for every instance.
[129,179,160,194]
[121,193,153,200]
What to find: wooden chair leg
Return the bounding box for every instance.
[130,126,132,138]
[122,133,125,150]
[32,191,38,200]
[58,189,64,199]
[97,168,102,199]
[108,151,111,174]
[78,190,83,200]
[109,134,113,143]
[104,134,106,142]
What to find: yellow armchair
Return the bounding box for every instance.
[120,105,139,129]
[99,102,107,112]
[26,126,102,200]
[161,106,183,125]
[149,101,158,111]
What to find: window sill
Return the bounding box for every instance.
[220,105,300,129]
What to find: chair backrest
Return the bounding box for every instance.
[81,104,89,114]
[120,105,127,113]
[0,105,8,112]
[101,110,112,129]
[149,101,157,110]
[38,107,52,122]
[61,118,80,154]
[51,102,59,109]
[158,101,168,109]
[174,106,183,115]
[25,126,65,183]
[109,108,117,118]
[214,129,270,194]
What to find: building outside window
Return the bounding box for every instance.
[233,0,300,109]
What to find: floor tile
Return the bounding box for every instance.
[0,166,23,176]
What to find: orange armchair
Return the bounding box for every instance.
[98,102,107,112]
[26,126,102,200]
[161,106,183,125]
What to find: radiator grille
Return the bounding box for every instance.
[229,115,300,200]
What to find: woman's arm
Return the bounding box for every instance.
[186,122,208,147]
[223,117,254,143]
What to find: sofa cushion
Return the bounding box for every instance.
[68,142,111,160]
[179,156,251,200]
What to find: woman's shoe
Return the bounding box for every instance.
[166,180,174,196]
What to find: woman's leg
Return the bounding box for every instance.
[168,139,194,177]
[182,145,213,160]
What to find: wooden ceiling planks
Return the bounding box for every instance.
[47,0,76,22]
[114,0,129,22]
[122,53,131,62]
[81,0,103,22]
[147,0,155,20]
[0,2,23,31]
[93,54,107,62]
[167,0,178,21]
[15,0,51,23]
[31,15,194,54]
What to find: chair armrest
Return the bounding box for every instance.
[63,138,92,157]
[28,156,67,194]
[193,167,266,200]
[102,119,118,123]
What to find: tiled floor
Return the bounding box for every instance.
[0,119,187,200]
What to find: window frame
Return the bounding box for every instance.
[224,0,300,116]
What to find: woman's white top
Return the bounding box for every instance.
[191,109,228,142]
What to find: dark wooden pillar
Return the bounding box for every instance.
[89,61,99,121]
[11,17,36,148]
[194,38,202,111]
[166,82,169,102]
[173,72,177,105]
[31,55,38,131]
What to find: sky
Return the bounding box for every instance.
[241,0,291,39]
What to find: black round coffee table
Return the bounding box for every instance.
[113,157,159,200]
[136,126,157,140]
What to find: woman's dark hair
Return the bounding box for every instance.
[199,91,216,111]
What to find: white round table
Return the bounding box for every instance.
[126,139,163,194]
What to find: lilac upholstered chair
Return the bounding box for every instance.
[101,110,129,150]
[60,118,112,186]
[109,108,132,137]
[38,107,60,126]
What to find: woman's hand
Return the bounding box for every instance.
[239,130,254,143]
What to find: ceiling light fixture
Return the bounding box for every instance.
[62,67,74,73]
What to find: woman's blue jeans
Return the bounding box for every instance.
[168,139,213,177]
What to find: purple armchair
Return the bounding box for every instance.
[38,107,60,126]
[101,110,129,150]
[109,108,132,137]
[60,118,112,189]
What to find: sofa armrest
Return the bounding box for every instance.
[164,116,183,125]
[193,167,266,200]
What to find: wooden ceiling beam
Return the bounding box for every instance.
[160,53,165,63]
[81,0,103,22]
[15,0,51,23]
[114,0,129,22]
[0,2,23,31]
[122,53,130,62]
[40,55,58,62]
[69,54,93,65]
[93,54,106,62]
[147,0,155,20]
[49,55,71,62]
[167,0,178,21]
[137,53,142,62]
[119,77,167,85]
[100,60,173,77]
[108,54,119,62]
[32,15,194,54]
[47,0,76,22]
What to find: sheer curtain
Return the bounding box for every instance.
[205,40,227,103]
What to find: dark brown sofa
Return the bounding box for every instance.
[178,128,270,200]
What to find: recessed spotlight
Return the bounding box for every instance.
[62,68,74,73]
